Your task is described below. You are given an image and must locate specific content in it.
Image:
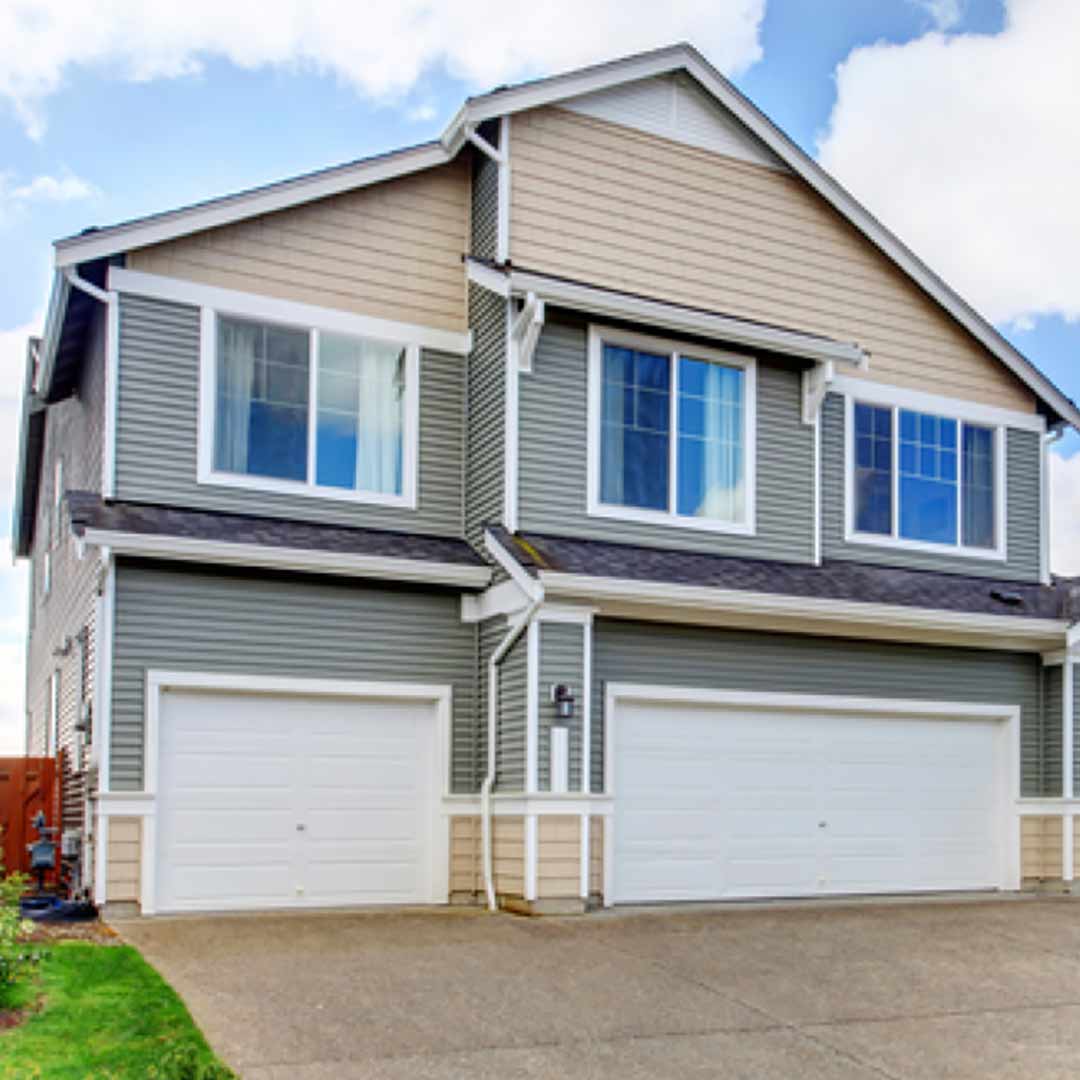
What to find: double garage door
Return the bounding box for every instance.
[612,696,1008,904]
[156,688,442,913]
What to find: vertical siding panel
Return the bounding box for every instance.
[519,316,814,562]
[465,285,506,547]
[111,563,478,792]
[592,619,1044,797]
[1042,665,1063,797]
[821,393,1041,581]
[115,294,465,534]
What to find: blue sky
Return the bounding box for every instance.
[1,0,1077,749]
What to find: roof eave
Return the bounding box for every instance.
[12,339,46,560]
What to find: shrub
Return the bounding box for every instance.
[0,859,39,1004]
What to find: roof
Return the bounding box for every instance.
[42,43,1079,431]
[11,339,45,558]
[67,493,490,588]
[491,528,1078,623]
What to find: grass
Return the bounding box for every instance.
[0,941,233,1079]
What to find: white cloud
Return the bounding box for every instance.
[818,0,1080,326]
[0,1,766,139]
[1050,452,1080,578]
[5,172,98,203]
[909,0,965,30]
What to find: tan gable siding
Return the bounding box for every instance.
[510,107,1035,412]
[128,158,470,333]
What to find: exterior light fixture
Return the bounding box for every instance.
[550,683,575,722]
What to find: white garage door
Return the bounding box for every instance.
[156,689,442,913]
[613,698,1005,904]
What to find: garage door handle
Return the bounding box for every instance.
[296,824,306,832]
[818,821,827,829]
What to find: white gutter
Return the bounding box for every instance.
[481,530,544,910]
[77,528,492,589]
[538,571,1068,647]
[1064,622,1080,882]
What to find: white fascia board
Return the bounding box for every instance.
[484,528,544,603]
[55,142,450,269]
[506,267,866,367]
[538,570,1067,646]
[109,267,472,356]
[447,44,1079,429]
[35,269,70,400]
[80,528,491,588]
[465,258,510,297]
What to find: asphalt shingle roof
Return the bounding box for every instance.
[491,528,1079,622]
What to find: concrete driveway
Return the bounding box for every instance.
[117,898,1080,1079]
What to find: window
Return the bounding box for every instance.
[46,670,60,756]
[202,311,417,507]
[42,550,51,598]
[52,458,64,545]
[590,328,755,533]
[850,398,1002,555]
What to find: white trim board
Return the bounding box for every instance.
[467,260,866,368]
[139,670,454,915]
[109,267,472,356]
[57,143,452,268]
[78,527,491,589]
[539,570,1068,649]
[447,44,1079,431]
[602,682,1022,903]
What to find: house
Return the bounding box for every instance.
[14,43,1080,917]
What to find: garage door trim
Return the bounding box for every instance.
[603,683,1022,906]
[141,670,453,915]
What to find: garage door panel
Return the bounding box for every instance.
[613,698,1004,904]
[156,688,440,913]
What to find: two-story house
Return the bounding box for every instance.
[14,44,1080,917]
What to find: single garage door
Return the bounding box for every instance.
[156,689,442,913]
[613,698,1005,904]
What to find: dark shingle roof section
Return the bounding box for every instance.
[67,493,488,567]
[497,529,1072,621]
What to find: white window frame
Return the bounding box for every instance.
[586,324,757,536]
[52,457,63,544]
[47,670,60,756]
[42,549,52,598]
[197,305,420,509]
[844,391,1008,562]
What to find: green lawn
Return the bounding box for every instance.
[0,941,234,1079]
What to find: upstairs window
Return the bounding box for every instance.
[203,312,417,507]
[851,400,1001,555]
[589,327,755,534]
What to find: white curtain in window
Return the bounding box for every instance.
[356,343,405,494]
[216,318,259,473]
[700,364,743,522]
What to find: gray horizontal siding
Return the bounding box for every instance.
[465,285,505,549]
[110,561,479,792]
[477,616,527,792]
[1042,665,1063,797]
[115,294,465,534]
[592,618,1046,796]
[519,316,814,562]
[538,621,585,791]
[821,392,1041,581]
[1075,666,1079,795]
[471,141,499,261]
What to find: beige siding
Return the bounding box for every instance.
[1020,815,1064,883]
[449,816,482,897]
[510,107,1035,411]
[537,815,581,899]
[492,815,525,897]
[450,814,526,900]
[106,817,141,902]
[128,159,470,333]
[589,817,604,898]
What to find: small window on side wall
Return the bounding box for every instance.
[851,399,1000,555]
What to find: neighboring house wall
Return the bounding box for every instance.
[113,294,466,534]
[820,394,1042,581]
[109,561,479,792]
[24,306,106,835]
[127,158,471,334]
[591,618,1048,797]
[519,314,814,562]
[509,106,1036,413]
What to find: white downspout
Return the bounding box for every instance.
[481,530,544,911]
[1042,427,1065,585]
[1064,622,1080,885]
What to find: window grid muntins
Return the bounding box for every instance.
[852,400,998,553]
[213,314,406,498]
[599,341,747,525]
